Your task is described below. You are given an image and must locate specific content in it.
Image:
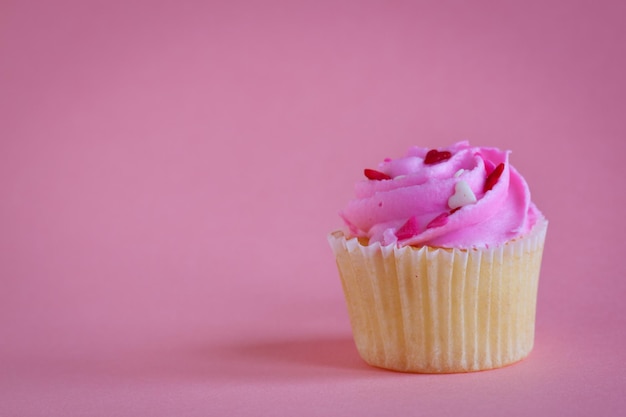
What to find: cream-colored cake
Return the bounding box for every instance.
[329,218,547,373]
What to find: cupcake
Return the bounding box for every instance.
[328,141,547,373]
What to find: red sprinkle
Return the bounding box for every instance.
[424,149,452,165]
[450,207,461,214]
[426,212,449,229]
[364,168,392,180]
[483,163,505,193]
[395,216,419,240]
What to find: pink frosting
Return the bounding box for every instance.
[339,141,542,249]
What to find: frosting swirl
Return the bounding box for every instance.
[339,141,541,249]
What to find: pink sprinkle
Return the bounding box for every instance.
[395,216,419,240]
[426,212,449,229]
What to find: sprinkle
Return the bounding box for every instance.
[448,180,477,209]
[450,207,461,214]
[454,169,465,177]
[364,168,392,180]
[395,216,419,240]
[483,163,505,193]
[424,149,452,165]
[426,212,449,229]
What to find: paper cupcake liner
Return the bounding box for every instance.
[328,218,548,373]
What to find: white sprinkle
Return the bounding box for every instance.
[454,169,465,177]
[394,175,406,180]
[448,180,477,209]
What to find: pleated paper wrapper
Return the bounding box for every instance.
[328,218,548,373]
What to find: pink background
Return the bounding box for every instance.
[1,1,625,416]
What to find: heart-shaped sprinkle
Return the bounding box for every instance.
[424,149,452,165]
[483,163,504,193]
[395,216,419,240]
[364,168,392,180]
[448,180,477,209]
[426,212,449,229]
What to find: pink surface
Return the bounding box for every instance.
[1,1,625,416]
